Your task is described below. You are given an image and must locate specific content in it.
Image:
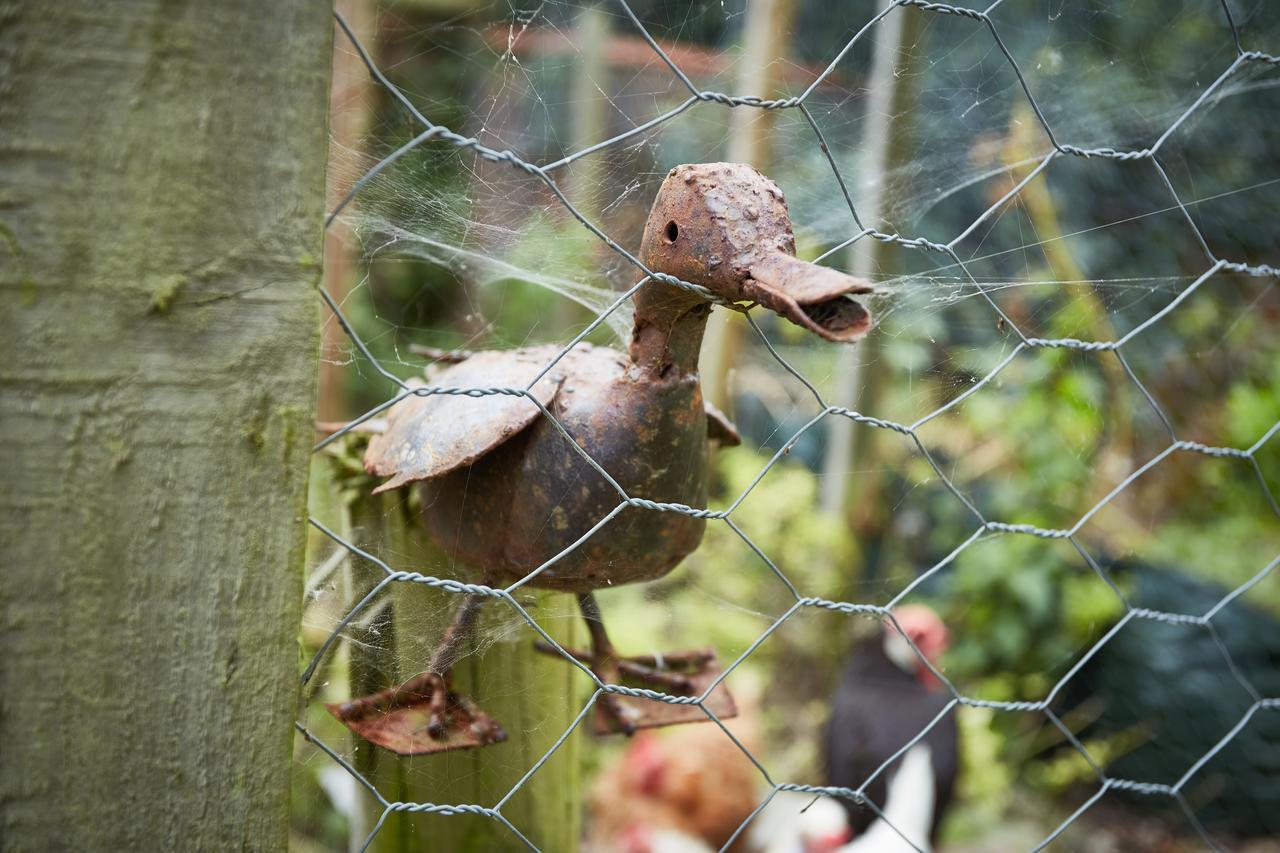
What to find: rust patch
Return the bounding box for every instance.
[327,687,507,756]
[364,345,575,493]
[592,651,738,736]
[639,162,875,342]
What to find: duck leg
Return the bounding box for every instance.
[535,592,738,735]
[328,594,507,754]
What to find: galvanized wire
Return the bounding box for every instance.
[300,2,1280,850]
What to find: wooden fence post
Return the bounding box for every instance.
[340,491,584,852]
[1,2,331,849]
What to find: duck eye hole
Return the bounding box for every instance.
[663,221,679,243]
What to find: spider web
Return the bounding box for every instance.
[295,1,1280,850]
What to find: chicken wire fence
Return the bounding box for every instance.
[297,0,1280,850]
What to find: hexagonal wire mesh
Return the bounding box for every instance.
[298,1,1280,850]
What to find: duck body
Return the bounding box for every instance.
[410,341,712,592]
[336,163,875,753]
[366,162,874,595]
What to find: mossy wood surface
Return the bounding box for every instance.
[0,2,330,849]
[349,494,584,853]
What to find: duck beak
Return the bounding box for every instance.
[744,251,874,343]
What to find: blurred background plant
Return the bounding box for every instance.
[294,0,1280,850]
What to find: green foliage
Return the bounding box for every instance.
[591,447,860,781]
[947,707,1018,840]
[942,538,1123,696]
[307,0,1280,845]
[603,445,859,662]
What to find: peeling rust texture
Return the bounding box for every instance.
[325,691,508,756]
[418,342,710,591]
[364,348,567,493]
[639,162,874,342]
[591,654,739,736]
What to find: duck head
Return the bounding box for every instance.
[638,162,874,348]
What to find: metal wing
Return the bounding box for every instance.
[704,399,742,447]
[363,346,571,494]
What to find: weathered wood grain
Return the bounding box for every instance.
[0,2,330,849]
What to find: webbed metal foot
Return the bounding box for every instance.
[533,593,737,735]
[328,594,504,754]
[328,669,507,755]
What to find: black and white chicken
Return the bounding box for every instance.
[822,605,959,850]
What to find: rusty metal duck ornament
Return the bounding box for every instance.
[329,163,873,754]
